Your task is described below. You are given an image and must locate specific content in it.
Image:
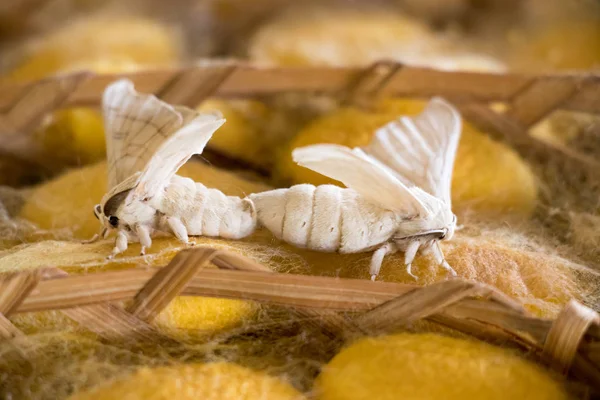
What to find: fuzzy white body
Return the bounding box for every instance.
[152,175,255,239]
[109,174,256,254]
[250,184,400,253]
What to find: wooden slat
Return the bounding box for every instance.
[0,312,23,339]
[506,77,582,127]
[1,66,596,111]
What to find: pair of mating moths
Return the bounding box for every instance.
[90,79,461,280]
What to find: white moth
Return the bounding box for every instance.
[249,97,461,280]
[88,79,256,258]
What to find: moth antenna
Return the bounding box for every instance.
[81,233,100,244]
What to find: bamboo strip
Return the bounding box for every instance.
[459,102,600,172]
[200,247,362,338]
[0,270,40,316]
[157,64,237,108]
[355,279,518,333]
[12,265,600,344]
[0,313,22,339]
[43,268,168,342]
[1,62,599,179]
[0,246,599,391]
[61,303,169,343]
[544,300,600,375]
[505,76,584,127]
[126,248,216,322]
[2,65,600,117]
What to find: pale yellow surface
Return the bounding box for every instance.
[316,333,568,400]
[68,362,305,400]
[20,160,271,240]
[277,98,538,217]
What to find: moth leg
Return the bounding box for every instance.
[136,225,152,256]
[107,230,128,260]
[432,241,457,277]
[404,240,421,280]
[166,217,189,244]
[370,242,397,281]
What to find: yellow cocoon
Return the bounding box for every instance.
[4,16,182,169]
[35,107,107,166]
[249,6,506,72]
[278,232,584,318]
[249,8,441,67]
[20,160,270,240]
[68,362,305,400]
[315,333,568,400]
[508,18,600,71]
[28,58,165,169]
[278,98,538,217]
[198,99,274,167]
[7,15,182,82]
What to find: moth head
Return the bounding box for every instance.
[95,189,132,231]
[440,213,457,241]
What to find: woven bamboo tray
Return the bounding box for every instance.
[2,62,600,175]
[0,62,599,395]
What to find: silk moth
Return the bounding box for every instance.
[250,98,461,280]
[89,79,256,258]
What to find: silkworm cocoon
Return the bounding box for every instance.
[508,18,600,71]
[198,99,274,167]
[249,5,506,72]
[280,232,585,318]
[7,15,181,82]
[315,333,568,400]
[249,7,441,67]
[68,362,305,400]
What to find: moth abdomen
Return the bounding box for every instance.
[155,177,256,240]
[251,184,397,253]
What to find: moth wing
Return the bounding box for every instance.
[292,144,430,216]
[103,79,189,190]
[133,112,225,200]
[364,97,461,206]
